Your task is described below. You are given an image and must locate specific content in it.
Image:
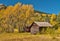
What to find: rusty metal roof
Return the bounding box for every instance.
[34,22,53,27]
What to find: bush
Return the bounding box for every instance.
[18,27,24,33]
[0,27,4,33]
[5,27,14,33]
[45,27,55,34]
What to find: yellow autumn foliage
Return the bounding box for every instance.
[42,14,46,16]
[4,6,13,15]
[48,14,51,17]
[0,2,58,33]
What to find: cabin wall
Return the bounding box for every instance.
[30,23,39,34]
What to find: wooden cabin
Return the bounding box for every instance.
[24,22,53,34]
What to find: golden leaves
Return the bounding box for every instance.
[42,14,46,16]
[4,6,13,15]
[0,2,57,28]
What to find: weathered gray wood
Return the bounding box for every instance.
[30,24,39,34]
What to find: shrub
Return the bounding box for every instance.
[45,27,55,34]
[0,27,4,33]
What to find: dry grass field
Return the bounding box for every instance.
[0,33,60,41]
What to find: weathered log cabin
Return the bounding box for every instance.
[24,22,53,34]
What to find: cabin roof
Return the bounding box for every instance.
[34,22,53,27]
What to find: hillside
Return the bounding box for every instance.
[34,10,51,14]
